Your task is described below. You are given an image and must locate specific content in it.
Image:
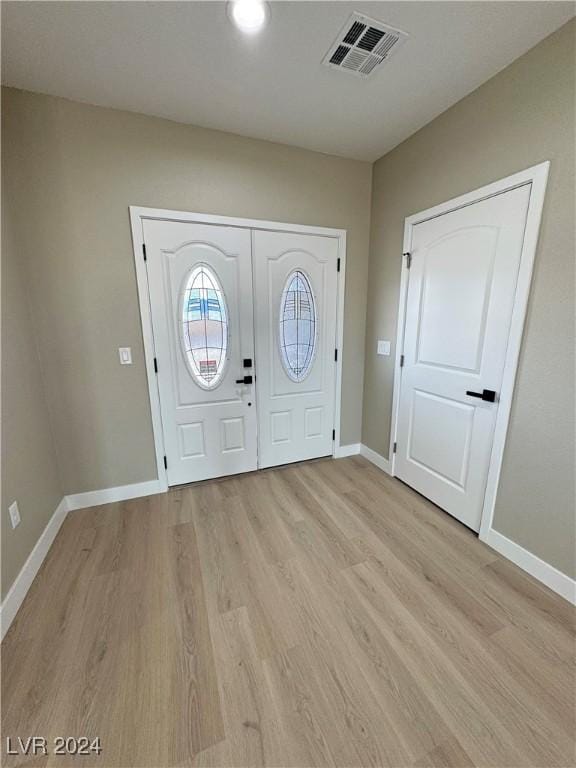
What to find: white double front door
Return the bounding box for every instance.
[144,219,339,486]
[394,184,532,531]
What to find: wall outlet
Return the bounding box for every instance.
[8,501,21,529]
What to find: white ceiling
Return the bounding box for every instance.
[2,1,573,161]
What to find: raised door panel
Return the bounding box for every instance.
[416,228,498,373]
[408,390,474,488]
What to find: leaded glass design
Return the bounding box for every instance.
[181,264,228,388]
[279,270,317,382]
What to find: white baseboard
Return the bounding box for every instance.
[360,444,392,475]
[481,527,576,605]
[66,479,165,511]
[1,479,164,640]
[357,446,574,604]
[334,443,361,458]
[357,444,574,604]
[5,474,571,655]
[1,497,69,641]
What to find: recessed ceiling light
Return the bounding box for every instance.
[228,0,269,34]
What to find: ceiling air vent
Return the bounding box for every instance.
[323,13,408,79]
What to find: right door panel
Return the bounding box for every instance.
[395,184,531,531]
[253,230,339,468]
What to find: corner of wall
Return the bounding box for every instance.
[1,109,66,610]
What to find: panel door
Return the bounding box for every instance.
[395,184,531,531]
[144,220,257,485]
[253,230,339,468]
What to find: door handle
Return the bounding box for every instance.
[236,375,253,385]
[466,389,497,402]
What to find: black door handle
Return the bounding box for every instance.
[466,389,496,402]
[236,375,253,384]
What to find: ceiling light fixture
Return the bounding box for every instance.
[228,0,269,34]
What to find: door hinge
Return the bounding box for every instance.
[153,357,158,373]
[142,243,147,261]
[400,354,405,368]
[337,257,341,272]
[404,251,411,269]
[332,429,336,441]
[393,442,397,454]
[334,348,338,362]
[163,455,168,470]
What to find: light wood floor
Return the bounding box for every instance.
[2,457,575,768]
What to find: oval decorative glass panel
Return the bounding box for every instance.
[279,269,317,382]
[181,264,228,389]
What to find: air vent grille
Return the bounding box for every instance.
[342,49,368,71]
[357,27,385,52]
[323,13,408,79]
[329,45,349,66]
[343,21,366,45]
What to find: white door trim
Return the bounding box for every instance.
[389,161,549,538]
[129,206,347,490]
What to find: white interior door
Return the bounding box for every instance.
[144,220,257,485]
[253,230,339,468]
[395,185,531,531]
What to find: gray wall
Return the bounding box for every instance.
[2,88,372,496]
[363,20,575,577]
[2,154,63,599]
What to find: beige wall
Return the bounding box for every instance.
[3,20,573,598]
[2,88,372,495]
[363,20,575,577]
[2,165,63,599]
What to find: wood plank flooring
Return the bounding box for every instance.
[2,457,575,767]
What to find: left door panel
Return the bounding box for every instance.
[144,220,257,485]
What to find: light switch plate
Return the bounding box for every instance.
[377,340,391,356]
[9,501,20,529]
[118,347,132,365]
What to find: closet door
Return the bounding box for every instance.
[394,185,532,531]
[253,230,339,468]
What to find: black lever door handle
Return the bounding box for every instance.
[236,375,253,385]
[466,389,496,402]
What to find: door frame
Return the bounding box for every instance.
[389,161,549,537]
[129,206,347,491]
